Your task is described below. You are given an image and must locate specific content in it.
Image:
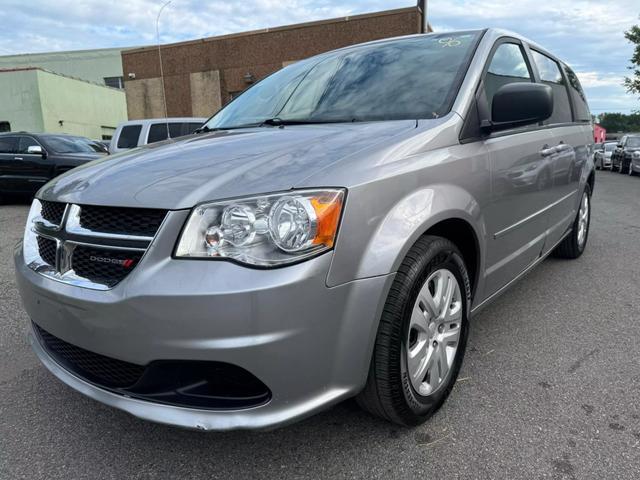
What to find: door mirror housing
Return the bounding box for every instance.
[488,82,553,131]
[27,145,45,157]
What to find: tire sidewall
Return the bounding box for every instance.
[398,244,471,418]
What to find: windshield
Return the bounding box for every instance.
[605,143,616,152]
[204,32,481,130]
[627,137,640,148]
[42,135,104,154]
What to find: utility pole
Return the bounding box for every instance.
[418,0,428,33]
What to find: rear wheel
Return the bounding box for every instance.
[357,236,470,426]
[553,184,591,259]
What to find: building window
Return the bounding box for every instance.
[0,121,10,132]
[104,76,124,89]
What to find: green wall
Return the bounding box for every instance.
[0,70,45,132]
[0,69,127,139]
[0,48,126,86]
[37,69,127,139]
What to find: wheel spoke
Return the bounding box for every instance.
[410,303,429,333]
[407,338,429,385]
[418,290,438,319]
[440,273,455,320]
[437,343,450,380]
[440,322,461,346]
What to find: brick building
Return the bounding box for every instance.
[121,7,429,120]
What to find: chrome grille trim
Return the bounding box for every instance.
[24,200,166,290]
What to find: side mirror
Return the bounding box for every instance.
[489,82,553,130]
[27,145,45,157]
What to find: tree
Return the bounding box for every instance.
[625,21,640,97]
[599,112,640,133]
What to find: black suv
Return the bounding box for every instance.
[0,132,106,200]
[612,134,640,174]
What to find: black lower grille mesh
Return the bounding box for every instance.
[37,236,57,266]
[40,200,66,225]
[34,323,145,388]
[79,205,167,237]
[72,246,142,287]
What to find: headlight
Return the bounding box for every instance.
[175,189,345,267]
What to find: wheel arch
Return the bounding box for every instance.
[332,183,487,303]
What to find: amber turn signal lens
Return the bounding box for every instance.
[311,193,344,248]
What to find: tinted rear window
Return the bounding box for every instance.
[147,123,190,144]
[0,136,17,153]
[117,125,142,149]
[562,65,591,122]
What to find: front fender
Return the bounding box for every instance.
[327,183,487,291]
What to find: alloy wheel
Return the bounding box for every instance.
[406,269,462,397]
[577,191,589,248]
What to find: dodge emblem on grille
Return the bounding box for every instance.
[89,255,135,268]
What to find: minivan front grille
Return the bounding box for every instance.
[37,236,57,266]
[72,246,143,287]
[28,200,167,289]
[79,205,167,237]
[40,200,66,226]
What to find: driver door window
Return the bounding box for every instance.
[483,43,533,112]
[18,136,41,154]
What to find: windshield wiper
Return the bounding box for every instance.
[260,117,358,127]
[195,123,262,133]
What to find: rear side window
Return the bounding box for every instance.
[0,136,18,153]
[562,65,590,122]
[147,123,193,144]
[531,51,572,124]
[484,43,532,109]
[117,125,142,149]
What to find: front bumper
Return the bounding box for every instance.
[15,238,393,430]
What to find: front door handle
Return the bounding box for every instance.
[14,156,24,160]
[539,145,555,157]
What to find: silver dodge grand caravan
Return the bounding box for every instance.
[15,29,594,431]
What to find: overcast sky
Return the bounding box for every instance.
[0,0,638,114]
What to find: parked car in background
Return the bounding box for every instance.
[594,141,616,170]
[0,132,106,200]
[16,29,594,431]
[92,140,111,153]
[630,151,640,177]
[109,118,206,154]
[614,135,640,174]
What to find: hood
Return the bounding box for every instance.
[39,121,416,209]
[56,152,106,162]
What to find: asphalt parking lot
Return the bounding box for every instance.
[1,171,639,479]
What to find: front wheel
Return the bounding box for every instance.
[357,236,470,426]
[553,184,591,259]
[619,161,628,174]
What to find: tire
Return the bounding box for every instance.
[619,161,628,174]
[553,184,591,259]
[356,235,471,426]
